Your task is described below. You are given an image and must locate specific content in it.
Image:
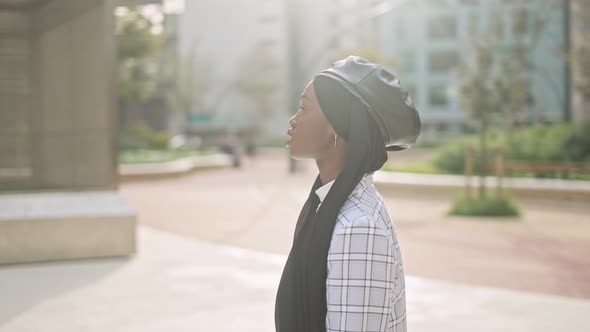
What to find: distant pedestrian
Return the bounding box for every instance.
[276,56,421,332]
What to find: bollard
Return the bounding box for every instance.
[465,147,473,198]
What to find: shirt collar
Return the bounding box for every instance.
[314,173,373,203]
[315,180,335,203]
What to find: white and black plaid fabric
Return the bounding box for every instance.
[315,174,406,332]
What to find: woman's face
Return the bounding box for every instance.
[286,81,335,159]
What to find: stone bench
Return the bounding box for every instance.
[0,191,136,264]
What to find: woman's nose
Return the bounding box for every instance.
[289,116,298,127]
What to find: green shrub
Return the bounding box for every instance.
[119,129,148,150]
[414,139,444,149]
[432,134,502,175]
[563,122,590,162]
[118,148,212,164]
[506,124,571,162]
[119,122,170,150]
[432,122,590,176]
[449,194,520,217]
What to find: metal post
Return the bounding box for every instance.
[563,0,572,122]
[465,147,473,198]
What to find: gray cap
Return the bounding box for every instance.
[316,56,421,151]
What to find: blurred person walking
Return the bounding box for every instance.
[275,56,421,332]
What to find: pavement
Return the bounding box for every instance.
[120,148,590,298]
[1,226,589,332]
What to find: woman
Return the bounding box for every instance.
[275,56,421,332]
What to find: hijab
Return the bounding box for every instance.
[274,74,389,332]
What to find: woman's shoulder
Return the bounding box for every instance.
[336,194,392,233]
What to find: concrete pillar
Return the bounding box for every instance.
[0,0,136,265]
[0,11,32,187]
[30,0,117,189]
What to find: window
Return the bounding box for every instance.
[429,50,459,72]
[428,15,457,39]
[429,84,449,106]
[512,7,528,36]
[399,50,415,73]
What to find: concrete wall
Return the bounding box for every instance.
[28,0,117,190]
[0,11,33,184]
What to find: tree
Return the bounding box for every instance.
[115,6,163,124]
[456,40,501,199]
[455,4,552,198]
[572,0,590,102]
[162,47,211,116]
[234,45,284,144]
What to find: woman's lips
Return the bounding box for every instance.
[286,127,294,144]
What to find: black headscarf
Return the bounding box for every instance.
[275,74,389,332]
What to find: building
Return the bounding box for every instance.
[177,0,288,141]
[0,0,136,264]
[378,0,567,139]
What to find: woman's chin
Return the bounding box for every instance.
[287,144,303,159]
[288,148,314,160]
[287,146,298,158]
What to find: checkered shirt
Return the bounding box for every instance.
[316,174,407,332]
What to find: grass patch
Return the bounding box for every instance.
[382,160,590,181]
[414,139,444,149]
[382,161,448,175]
[119,149,214,164]
[449,194,520,217]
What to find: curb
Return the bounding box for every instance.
[118,154,233,181]
[373,171,590,202]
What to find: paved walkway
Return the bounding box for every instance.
[1,227,588,332]
[120,149,590,298]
